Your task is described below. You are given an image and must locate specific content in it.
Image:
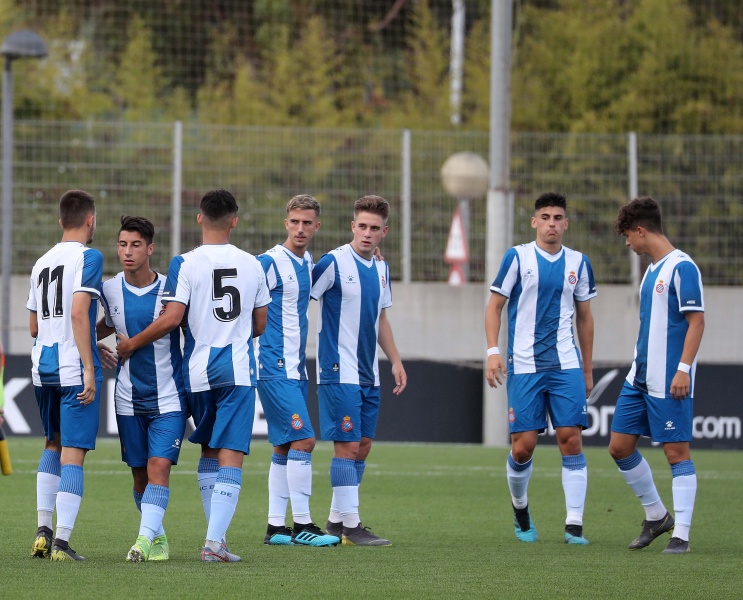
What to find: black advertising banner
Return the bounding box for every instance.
[2,356,740,449]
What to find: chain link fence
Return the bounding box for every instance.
[9,120,743,285]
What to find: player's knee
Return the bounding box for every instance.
[292,437,316,453]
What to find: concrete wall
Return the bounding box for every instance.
[4,276,739,363]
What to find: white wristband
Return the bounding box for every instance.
[487,347,500,356]
[677,362,691,374]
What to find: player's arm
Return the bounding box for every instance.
[378,309,407,395]
[252,305,268,337]
[670,311,705,400]
[484,292,508,388]
[574,299,595,397]
[117,301,185,362]
[29,311,38,338]
[71,291,97,405]
[95,316,118,370]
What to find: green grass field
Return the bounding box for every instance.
[1,437,741,599]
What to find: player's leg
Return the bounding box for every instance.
[609,384,672,549]
[51,384,100,561]
[200,386,253,562]
[506,373,545,542]
[550,369,590,544]
[32,386,61,558]
[341,386,389,546]
[189,391,219,527]
[129,412,185,562]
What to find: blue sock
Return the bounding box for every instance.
[330,458,357,487]
[38,449,62,476]
[354,460,366,485]
[133,489,143,512]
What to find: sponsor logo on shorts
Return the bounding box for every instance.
[665,420,675,431]
[172,438,181,449]
[568,271,577,285]
[655,280,665,294]
[291,413,304,430]
[333,363,339,372]
[341,416,354,432]
[277,358,284,369]
[508,408,516,423]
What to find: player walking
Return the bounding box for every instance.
[609,196,704,554]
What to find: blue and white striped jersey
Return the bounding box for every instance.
[101,272,185,415]
[256,244,313,381]
[626,249,704,398]
[27,242,103,387]
[490,241,597,375]
[310,244,392,386]
[162,244,271,393]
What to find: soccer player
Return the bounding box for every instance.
[485,192,596,545]
[257,195,340,547]
[97,216,187,562]
[311,194,407,546]
[116,189,270,562]
[608,196,704,555]
[27,190,103,561]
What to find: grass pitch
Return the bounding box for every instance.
[1,437,741,599]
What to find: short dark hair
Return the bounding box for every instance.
[59,190,96,228]
[200,189,239,223]
[354,195,389,221]
[286,194,321,216]
[534,192,567,212]
[615,196,663,235]
[119,215,155,245]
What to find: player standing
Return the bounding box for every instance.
[609,196,704,554]
[311,195,407,546]
[28,190,103,561]
[97,216,187,562]
[117,189,270,562]
[485,192,596,545]
[257,195,339,547]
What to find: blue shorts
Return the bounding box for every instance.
[611,381,693,443]
[116,411,187,467]
[258,379,314,447]
[34,384,101,450]
[188,385,255,454]
[506,369,588,434]
[318,383,380,442]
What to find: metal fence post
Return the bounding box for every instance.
[627,131,640,288]
[401,128,412,283]
[171,120,182,259]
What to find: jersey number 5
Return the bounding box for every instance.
[38,266,64,319]
[212,268,241,322]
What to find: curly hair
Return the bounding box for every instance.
[615,196,663,235]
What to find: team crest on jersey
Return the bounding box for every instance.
[341,416,354,432]
[333,363,339,372]
[291,414,304,430]
[277,358,284,369]
[568,271,577,285]
[381,276,387,288]
[655,280,665,294]
[508,408,516,423]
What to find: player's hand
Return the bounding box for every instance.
[486,354,506,388]
[97,342,118,370]
[77,369,97,405]
[116,332,133,362]
[373,246,385,262]
[391,361,407,395]
[583,370,594,398]
[0,407,4,428]
[670,371,690,400]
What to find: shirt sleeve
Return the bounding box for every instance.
[253,265,271,309]
[490,247,520,298]
[575,254,598,302]
[162,255,189,306]
[380,261,392,309]
[310,254,336,300]
[257,255,278,292]
[100,281,114,328]
[674,261,704,313]
[75,248,103,299]
[27,272,37,312]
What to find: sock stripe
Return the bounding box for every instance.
[330,457,357,487]
[59,464,84,496]
[217,466,243,487]
[38,449,62,476]
[671,460,696,477]
[615,450,642,471]
[288,450,312,463]
[198,457,219,474]
[562,453,587,470]
[142,484,170,510]
[507,453,532,472]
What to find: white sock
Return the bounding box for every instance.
[328,492,342,523]
[333,485,360,528]
[198,471,218,525]
[672,474,697,542]
[619,458,667,521]
[287,456,313,525]
[55,491,82,540]
[37,472,60,529]
[562,466,588,525]
[267,460,289,527]
[507,453,533,509]
[206,483,241,545]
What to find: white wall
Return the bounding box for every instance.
[4,276,737,364]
